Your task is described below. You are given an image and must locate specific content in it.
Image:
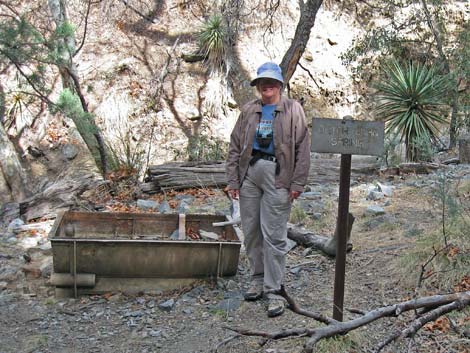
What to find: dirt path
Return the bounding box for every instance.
[1,157,469,353]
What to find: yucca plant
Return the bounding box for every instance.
[197,15,227,73]
[5,91,33,134]
[375,60,449,161]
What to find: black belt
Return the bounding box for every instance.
[251,150,277,163]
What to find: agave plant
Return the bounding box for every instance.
[197,15,228,73]
[375,60,449,161]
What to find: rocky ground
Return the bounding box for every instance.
[1,156,470,353]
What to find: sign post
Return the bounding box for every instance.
[311,116,384,321]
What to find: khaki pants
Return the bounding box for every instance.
[240,159,291,296]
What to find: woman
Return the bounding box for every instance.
[226,62,311,317]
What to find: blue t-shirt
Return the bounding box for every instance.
[253,104,276,155]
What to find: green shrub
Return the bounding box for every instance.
[409,133,436,162]
[379,134,402,167]
[290,203,308,224]
[399,174,470,292]
[106,128,146,177]
[186,134,228,162]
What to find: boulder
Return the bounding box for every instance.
[159,201,172,214]
[62,144,79,160]
[365,205,386,216]
[377,182,394,197]
[158,298,175,312]
[136,199,159,210]
[367,190,384,201]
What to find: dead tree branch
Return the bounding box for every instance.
[279,286,337,325]
[118,0,158,24]
[375,298,469,353]
[298,62,322,89]
[417,245,448,289]
[74,0,92,57]
[222,291,470,353]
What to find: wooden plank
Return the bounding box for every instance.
[178,214,186,240]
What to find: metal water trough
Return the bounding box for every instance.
[49,211,241,296]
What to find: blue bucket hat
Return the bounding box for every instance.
[250,62,284,86]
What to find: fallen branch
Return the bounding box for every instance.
[287,213,354,257]
[375,299,468,353]
[224,326,313,341]
[212,334,242,352]
[279,286,337,325]
[222,291,470,353]
[398,162,440,174]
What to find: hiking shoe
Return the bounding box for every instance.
[267,298,285,317]
[243,282,263,301]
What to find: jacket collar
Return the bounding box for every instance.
[254,96,287,113]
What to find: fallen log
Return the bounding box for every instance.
[398,162,440,174]
[223,291,470,353]
[181,52,205,63]
[19,174,100,221]
[143,161,227,192]
[287,213,355,257]
[143,157,382,193]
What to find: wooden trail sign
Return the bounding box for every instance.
[311,117,384,321]
[311,118,385,156]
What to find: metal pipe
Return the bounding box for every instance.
[51,273,96,287]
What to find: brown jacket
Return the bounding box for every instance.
[226,96,311,192]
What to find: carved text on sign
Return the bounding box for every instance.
[311,118,384,156]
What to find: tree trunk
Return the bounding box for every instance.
[420,0,458,148]
[0,83,30,202]
[0,125,29,201]
[48,0,110,175]
[280,0,323,83]
[448,88,460,148]
[459,137,470,164]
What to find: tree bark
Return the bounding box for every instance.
[144,161,227,192]
[459,137,470,164]
[0,125,30,202]
[287,213,354,257]
[48,0,110,175]
[280,0,323,83]
[0,82,30,202]
[420,0,458,148]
